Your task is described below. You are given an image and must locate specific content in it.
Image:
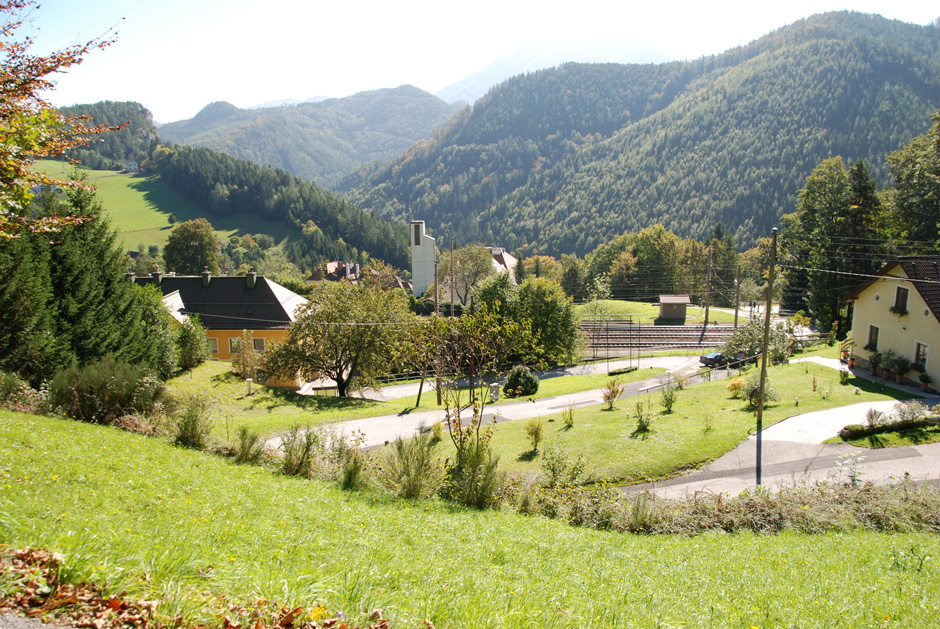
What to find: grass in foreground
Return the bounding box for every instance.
[430,361,917,483]
[3,410,938,628]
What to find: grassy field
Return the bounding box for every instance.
[576,300,738,325]
[32,160,294,252]
[3,410,938,629]
[838,424,940,448]
[429,360,918,483]
[165,362,665,440]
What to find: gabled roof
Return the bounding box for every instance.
[843,256,940,324]
[134,273,307,330]
[659,294,691,304]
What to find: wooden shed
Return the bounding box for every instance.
[658,294,690,322]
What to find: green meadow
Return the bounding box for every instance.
[32,160,294,252]
[3,409,938,629]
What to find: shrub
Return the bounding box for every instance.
[744,373,777,407]
[524,418,545,452]
[430,420,443,443]
[725,377,746,399]
[234,426,265,464]
[540,443,586,488]
[865,408,885,429]
[340,452,366,491]
[173,394,213,449]
[660,382,678,414]
[503,365,539,397]
[441,438,505,509]
[378,433,443,499]
[602,377,623,410]
[51,357,164,424]
[607,367,637,377]
[635,399,652,432]
[562,405,575,429]
[280,425,317,477]
[177,315,212,371]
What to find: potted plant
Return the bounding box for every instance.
[880,350,897,380]
[869,351,882,376]
[919,372,933,391]
[892,356,913,383]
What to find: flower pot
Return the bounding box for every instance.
[883,368,892,380]
[871,366,878,376]
[896,373,904,384]
[923,382,929,391]
[848,358,855,368]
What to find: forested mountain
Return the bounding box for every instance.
[59,101,158,170]
[339,12,940,257]
[149,143,409,270]
[159,86,459,187]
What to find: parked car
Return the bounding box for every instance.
[699,352,726,367]
[699,351,747,367]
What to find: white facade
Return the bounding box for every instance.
[410,220,436,297]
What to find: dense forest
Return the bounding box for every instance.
[339,12,940,256]
[59,101,158,170]
[149,143,410,270]
[159,86,459,187]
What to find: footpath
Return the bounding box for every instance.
[267,355,702,450]
[629,356,940,498]
[269,354,940,497]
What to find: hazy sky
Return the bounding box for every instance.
[22,0,939,123]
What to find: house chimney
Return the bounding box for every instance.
[202,267,211,286]
[150,268,163,284]
[246,268,257,289]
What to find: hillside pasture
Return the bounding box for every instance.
[32,160,295,252]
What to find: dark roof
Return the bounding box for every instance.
[133,273,307,330]
[843,256,940,324]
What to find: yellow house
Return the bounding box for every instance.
[132,269,307,387]
[843,257,940,386]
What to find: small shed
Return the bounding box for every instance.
[658,294,690,322]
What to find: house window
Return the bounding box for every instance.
[414,224,421,246]
[915,342,929,371]
[252,337,265,352]
[229,337,239,354]
[867,325,880,351]
[209,338,219,354]
[895,287,909,312]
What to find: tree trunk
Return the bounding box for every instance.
[415,376,425,408]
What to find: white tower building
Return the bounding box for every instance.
[410,220,436,297]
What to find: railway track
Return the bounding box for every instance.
[579,321,737,353]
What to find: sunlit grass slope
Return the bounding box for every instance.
[2,410,938,628]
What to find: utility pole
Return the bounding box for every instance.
[450,239,455,317]
[755,228,778,486]
[734,264,741,329]
[700,246,713,343]
[434,261,439,316]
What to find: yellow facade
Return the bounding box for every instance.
[205,329,300,389]
[849,266,936,385]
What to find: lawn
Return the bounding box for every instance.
[429,360,919,483]
[32,160,295,252]
[576,300,738,325]
[165,362,665,440]
[3,409,938,629]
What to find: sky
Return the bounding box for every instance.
[20,0,940,123]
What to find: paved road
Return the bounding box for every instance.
[627,356,940,497]
[273,353,940,497]
[267,356,704,449]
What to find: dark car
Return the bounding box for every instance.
[699,352,726,367]
[700,351,747,367]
